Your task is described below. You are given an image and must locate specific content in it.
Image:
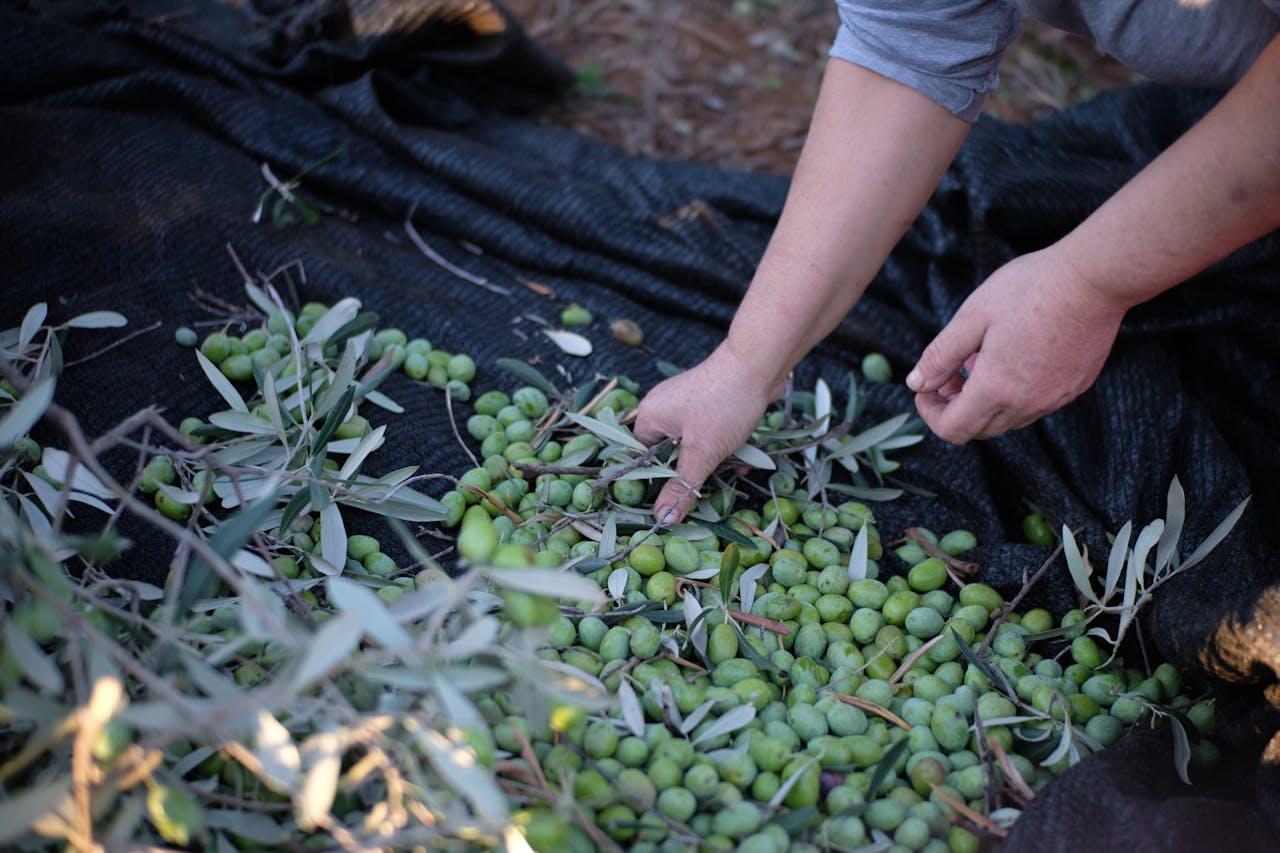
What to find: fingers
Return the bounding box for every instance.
[975,407,1039,440]
[936,373,965,401]
[633,398,672,447]
[915,378,1001,445]
[653,440,721,525]
[906,309,987,394]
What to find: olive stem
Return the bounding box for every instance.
[976,537,1068,658]
[887,634,945,688]
[929,784,1009,838]
[444,386,480,469]
[727,609,792,636]
[577,376,619,416]
[987,736,1037,805]
[903,527,980,578]
[512,461,602,477]
[829,692,911,731]
[63,320,163,369]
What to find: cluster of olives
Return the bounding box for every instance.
[178,302,477,399]
[488,547,1215,853]
[427,380,1216,853]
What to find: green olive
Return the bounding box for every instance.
[629,544,666,576]
[1022,512,1055,546]
[561,305,593,326]
[907,557,947,592]
[219,353,253,382]
[473,390,510,416]
[446,354,476,382]
[861,352,892,384]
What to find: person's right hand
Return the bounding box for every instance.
[634,342,785,524]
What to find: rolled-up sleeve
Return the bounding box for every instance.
[830,1,1021,121]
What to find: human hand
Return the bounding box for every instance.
[634,342,785,523]
[905,246,1129,443]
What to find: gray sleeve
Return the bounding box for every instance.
[830,1,1021,121]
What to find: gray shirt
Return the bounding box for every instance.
[831,0,1280,120]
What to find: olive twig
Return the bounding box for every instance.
[62,320,163,368]
[591,438,673,495]
[444,385,480,469]
[904,527,980,578]
[830,692,911,731]
[977,537,1068,658]
[512,461,602,477]
[928,784,1009,839]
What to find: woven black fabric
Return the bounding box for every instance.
[2,3,1278,849]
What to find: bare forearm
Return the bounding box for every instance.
[1061,33,1280,308]
[724,59,969,388]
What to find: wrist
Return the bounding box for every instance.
[716,333,792,402]
[1047,238,1140,316]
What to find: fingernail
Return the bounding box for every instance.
[906,368,923,390]
[658,505,679,524]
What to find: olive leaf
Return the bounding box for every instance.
[5,621,64,694]
[1103,520,1133,602]
[718,543,740,605]
[838,413,911,456]
[728,620,777,673]
[316,503,347,577]
[1040,711,1075,768]
[253,711,301,792]
[0,778,71,846]
[826,483,903,502]
[18,302,47,351]
[300,298,360,348]
[205,810,286,845]
[847,522,870,582]
[63,310,127,329]
[691,703,755,746]
[843,370,861,423]
[488,568,604,606]
[952,628,1006,697]
[0,376,54,448]
[1169,717,1193,786]
[494,357,559,395]
[542,328,592,357]
[295,731,342,831]
[683,591,707,658]
[177,488,280,614]
[737,563,769,615]
[1061,526,1098,604]
[732,442,777,471]
[1178,495,1249,572]
[868,738,910,797]
[1154,476,1185,575]
[196,350,249,414]
[700,521,754,549]
[769,755,818,809]
[679,697,722,736]
[563,411,646,452]
[326,576,412,649]
[336,426,386,481]
[616,680,646,738]
[812,377,832,439]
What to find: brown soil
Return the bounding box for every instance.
[507,0,1139,174]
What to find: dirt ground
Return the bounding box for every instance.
[507,0,1138,174]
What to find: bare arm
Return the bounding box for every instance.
[1061,33,1280,305]
[635,59,969,522]
[724,59,969,391]
[909,32,1280,442]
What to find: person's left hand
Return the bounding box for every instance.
[905,245,1129,444]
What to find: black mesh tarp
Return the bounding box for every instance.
[2,2,1278,849]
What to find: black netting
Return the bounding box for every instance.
[2,2,1278,849]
